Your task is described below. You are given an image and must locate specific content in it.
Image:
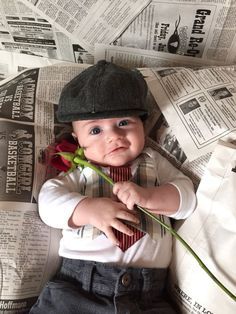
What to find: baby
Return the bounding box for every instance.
[30,60,196,313]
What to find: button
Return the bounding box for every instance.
[121,273,132,287]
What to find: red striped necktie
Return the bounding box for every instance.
[109,166,145,252]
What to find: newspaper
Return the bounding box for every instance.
[94,43,223,68]
[0,63,92,313]
[139,65,236,161]
[113,0,236,64]
[0,50,65,81]
[2,0,236,65]
[20,0,151,54]
[0,0,94,63]
[168,140,236,314]
[146,130,210,190]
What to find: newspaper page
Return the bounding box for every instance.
[113,0,236,64]
[94,43,223,68]
[138,65,236,161]
[20,0,151,54]
[137,89,206,189]
[143,76,215,189]
[146,129,210,190]
[168,140,236,314]
[0,63,92,313]
[0,0,94,63]
[0,50,65,81]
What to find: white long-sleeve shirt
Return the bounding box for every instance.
[39,147,196,269]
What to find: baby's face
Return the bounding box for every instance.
[72,116,145,167]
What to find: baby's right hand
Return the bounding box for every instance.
[69,197,140,246]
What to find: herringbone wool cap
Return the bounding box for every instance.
[57,60,148,122]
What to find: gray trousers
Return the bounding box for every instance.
[30,258,177,314]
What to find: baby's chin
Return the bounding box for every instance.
[87,150,142,167]
[103,156,136,167]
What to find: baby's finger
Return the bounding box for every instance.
[118,192,136,210]
[117,209,139,224]
[113,182,127,195]
[126,198,135,210]
[104,227,120,246]
[114,186,131,205]
[111,219,135,237]
[112,182,120,195]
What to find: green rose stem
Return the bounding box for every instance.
[58,151,236,302]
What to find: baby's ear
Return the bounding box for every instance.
[70,132,78,146]
[72,132,77,140]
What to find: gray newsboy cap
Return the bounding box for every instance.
[57,60,148,122]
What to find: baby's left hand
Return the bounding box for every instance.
[113,181,148,210]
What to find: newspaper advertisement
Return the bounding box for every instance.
[94,43,223,68]
[113,0,236,64]
[139,65,236,161]
[0,0,94,63]
[0,63,91,313]
[20,0,151,54]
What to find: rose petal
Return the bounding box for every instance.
[56,140,78,153]
[46,139,79,172]
[50,155,71,172]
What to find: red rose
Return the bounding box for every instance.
[49,139,78,172]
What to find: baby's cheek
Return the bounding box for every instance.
[82,150,94,163]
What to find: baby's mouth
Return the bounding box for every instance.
[107,146,127,155]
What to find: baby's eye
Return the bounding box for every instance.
[118,120,129,127]
[90,127,101,135]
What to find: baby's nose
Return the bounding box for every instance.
[106,128,123,142]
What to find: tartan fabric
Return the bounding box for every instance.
[109,166,145,252]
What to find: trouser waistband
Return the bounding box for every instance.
[59,258,168,298]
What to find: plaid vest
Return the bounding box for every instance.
[76,152,170,241]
